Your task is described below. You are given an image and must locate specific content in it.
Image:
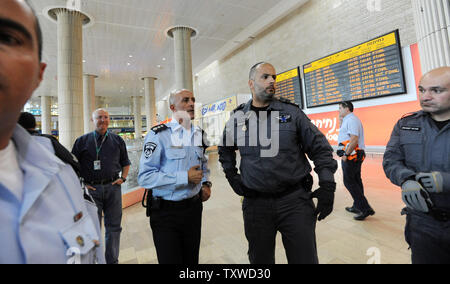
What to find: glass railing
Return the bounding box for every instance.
[122,138,144,194]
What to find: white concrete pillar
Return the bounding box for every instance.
[83,74,97,133]
[133,96,142,139]
[167,26,196,92]
[142,77,158,130]
[40,96,52,135]
[48,8,90,149]
[412,0,450,73]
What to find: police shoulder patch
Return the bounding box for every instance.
[144,142,157,159]
[151,124,168,134]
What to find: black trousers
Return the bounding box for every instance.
[149,198,203,264]
[342,160,372,213]
[405,210,450,264]
[242,189,318,264]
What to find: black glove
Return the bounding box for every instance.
[311,182,335,221]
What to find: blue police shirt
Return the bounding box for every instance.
[0,126,100,264]
[138,120,210,201]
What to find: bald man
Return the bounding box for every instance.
[72,109,131,264]
[383,66,450,264]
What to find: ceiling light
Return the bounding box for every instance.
[129,55,133,58]
[127,63,131,66]
[162,58,166,61]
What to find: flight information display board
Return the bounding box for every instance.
[303,30,406,108]
[275,67,303,108]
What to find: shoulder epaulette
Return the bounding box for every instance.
[277,97,299,108]
[400,111,420,120]
[233,103,246,113]
[151,124,168,134]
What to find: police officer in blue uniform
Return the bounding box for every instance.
[219,62,337,264]
[383,66,450,264]
[138,89,211,264]
[0,0,101,264]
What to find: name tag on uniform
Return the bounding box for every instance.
[401,126,421,131]
[94,160,101,171]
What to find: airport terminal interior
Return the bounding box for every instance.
[17,0,450,264]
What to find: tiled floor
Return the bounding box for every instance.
[117,153,411,264]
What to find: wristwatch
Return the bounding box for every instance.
[120,176,127,182]
[202,181,212,188]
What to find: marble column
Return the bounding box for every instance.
[411,0,450,73]
[167,26,196,92]
[142,77,157,130]
[83,74,97,133]
[48,8,90,149]
[40,96,52,135]
[133,96,142,139]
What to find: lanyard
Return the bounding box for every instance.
[93,131,108,160]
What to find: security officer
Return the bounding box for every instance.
[218,62,337,264]
[0,0,101,264]
[72,109,131,264]
[138,89,211,264]
[338,101,375,221]
[383,66,450,264]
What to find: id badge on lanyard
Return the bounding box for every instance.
[94,131,108,171]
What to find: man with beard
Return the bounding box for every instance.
[218,62,337,264]
[383,66,450,264]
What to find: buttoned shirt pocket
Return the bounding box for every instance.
[278,123,297,152]
[166,148,186,160]
[166,148,187,170]
[399,131,424,169]
[60,216,99,264]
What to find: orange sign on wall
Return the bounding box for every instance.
[308,44,422,147]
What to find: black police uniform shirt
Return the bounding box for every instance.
[72,131,131,183]
[219,98,337,194]
[383,111,450,210]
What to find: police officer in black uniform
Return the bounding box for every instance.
[218,62,337,264]
[383,66,450,264]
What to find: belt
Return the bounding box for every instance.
[86,176,119,185]
[159,194,200,210]
[245,186,300,199]
[429,209,450,222]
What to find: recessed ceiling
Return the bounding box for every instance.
[30,0,306,106]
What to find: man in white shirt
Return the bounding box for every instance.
[0,0,101,263]
[338,101,375,221]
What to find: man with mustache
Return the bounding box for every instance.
[219,62,337,264]
[383,66,450,264]
[72,108,131,264]
[0,0,101,264]
[138,89,211,264]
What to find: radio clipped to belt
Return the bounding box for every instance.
[337,140,365,162]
